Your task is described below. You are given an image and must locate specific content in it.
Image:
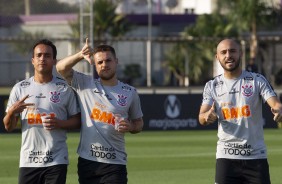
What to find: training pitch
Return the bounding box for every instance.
[0,129,281,184]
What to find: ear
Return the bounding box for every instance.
[215,54,218,61]
[31,58,35,65]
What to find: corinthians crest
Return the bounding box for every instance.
[242,84,253,97]
[50,91,61,103]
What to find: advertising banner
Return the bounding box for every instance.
[0,94,278,133]
[140,94,277,131]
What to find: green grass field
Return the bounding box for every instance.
[0,129,281,184]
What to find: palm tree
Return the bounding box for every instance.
[216,0,280,60]
[164,12,238,86]
[67,0,133,48]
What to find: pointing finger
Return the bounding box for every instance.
[85,38,89,46]
[23,103,35,107]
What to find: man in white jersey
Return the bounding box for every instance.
[198,39,282,184]
[56,38,144,184]
[3,39,81,184]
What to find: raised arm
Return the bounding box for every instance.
[56,38,93,84]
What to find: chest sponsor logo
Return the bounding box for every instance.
[229,88,239,94]
[90,107,115,126]
[221,105,251,120]
[242,84,253,97]
[50,91,60,103]
[36,93,46,98]
[27,111,55,125]
[117,94,127,106]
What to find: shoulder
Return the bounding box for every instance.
[15,78,32,89]
[243,71,268,82]
[205,74,223,88]
[119,81,136,93]
[73,70,92,79]
[53,77,74,92]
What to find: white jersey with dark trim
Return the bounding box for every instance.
[71,71,143,165]
[6,76,80,167]
[202,70,276,159]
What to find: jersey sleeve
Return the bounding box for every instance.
[71,70,88,91]
[128,89,143,120]
[257,74,276,102]
[65,87,81,117]
[5,85,20,112]
[201,81,214,106]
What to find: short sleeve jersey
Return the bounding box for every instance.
[201,70,276,159]
[6,76,80,167]
[71,71,143,165]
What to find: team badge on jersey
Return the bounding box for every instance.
[50,91,61,103]
[117,94,127,106]
[242,84,253,97]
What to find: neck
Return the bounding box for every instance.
[224,69,242,79]
[34,73,53,83]
[100,78,118,86]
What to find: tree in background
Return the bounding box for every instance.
[164,12,238,86]
[163,0,281,86]
[68,0,133,49]
[0,0,78,15]
[217,0,281,61]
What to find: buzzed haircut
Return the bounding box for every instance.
[32,39,57,59]
[93,44,116,58]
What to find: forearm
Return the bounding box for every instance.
[57,114,81,130]
[56,52,84,83]
[3,112,19,132]
[130,118,143,134]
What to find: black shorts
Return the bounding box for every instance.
[19,164,67,184]
[215,158,271,184]
[77,157,128,184]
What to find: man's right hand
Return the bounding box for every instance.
[8,95,34,116]
[204,102,218,125]
[81,38,94,65]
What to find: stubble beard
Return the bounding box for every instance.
[221,57,241,72]
[99,71,116,81]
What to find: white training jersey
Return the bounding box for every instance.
[6,76,80,167]
[201,70,276,160]
[71,71,143,165]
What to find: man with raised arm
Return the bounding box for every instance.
[56,38,144,184]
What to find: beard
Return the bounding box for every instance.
[99,71,116,81]
[220,57,241,72]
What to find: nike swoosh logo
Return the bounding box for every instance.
[93,90,102,94]
[217,93,226,97]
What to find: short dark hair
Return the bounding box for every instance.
[32,39,57,59]
[93,44,116,58]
